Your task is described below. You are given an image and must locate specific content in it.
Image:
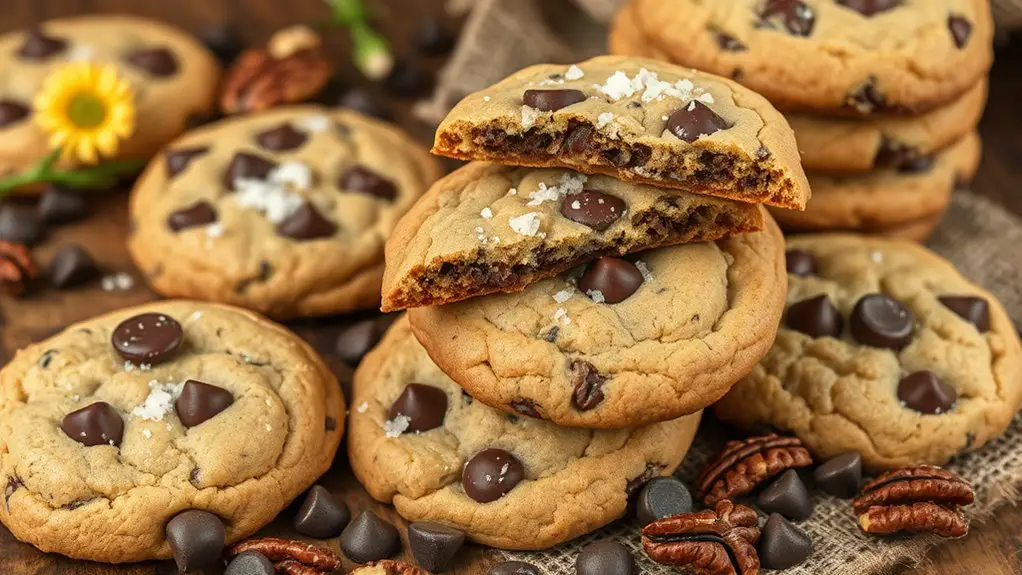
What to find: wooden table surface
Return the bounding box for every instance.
[1,1,1022,574]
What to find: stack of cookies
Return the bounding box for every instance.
[346,55,811,549]
[610,0,994,241]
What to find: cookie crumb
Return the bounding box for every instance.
[142,428,153,439]
[357,401,369,413]
[565,64,585,80]
[636,261,654,283]
[509,212,543,237]
[383,414,411,437]
[553,288,574,303]
[101,272,135,292]
[507,187,518,196]
[265,424,272,432]
[597,112,615,129]
[521,106,541,129]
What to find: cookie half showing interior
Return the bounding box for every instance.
[382,162,764,311]
[348,317,700,549]
[407,215,786,428]
[0,301,345,563]
[128,105,442,319]
[432,55,810,210]
[716,236,1022,470]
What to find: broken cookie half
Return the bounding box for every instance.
[381,162,764,311]
[432,55,810,210]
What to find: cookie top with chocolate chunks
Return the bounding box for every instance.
[715,236,1022,471]
[625,0,992,115]
[381,161,764,311]
[347,317,700,549]
[128,105,442,319]
[407,215,786,428]
[432,55,810,210]
[0,16,221,189]
[0,301,345,563]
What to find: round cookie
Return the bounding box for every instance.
[0,16,221,189]
[407,213,787,428]
[128,105,443,319]
[770,132,981,233]
[0,301,345,563]
[715,236,1022,470]
[348,317,700,549]
[628,0,993,115]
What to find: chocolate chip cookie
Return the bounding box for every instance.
[715,236,1022,470]
[432,55,810,210]
[128,105,442,319]
[626,0,993,115]
[407,215,786,428]
[0,16,221,189]
[381,161,764,311]
[0,301,345,562]
[348,317,701,549]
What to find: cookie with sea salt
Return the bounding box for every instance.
[0,301,345,563]
[127,105,442,319]
[432,55,810,210]
[381,161,764,311]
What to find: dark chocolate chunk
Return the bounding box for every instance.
[510,399,543,419]
[757,469,814,520]
[61,402,124,447]
[48,245,99,289]
[578,257,644,304]
[898,154,935,174]
[256,123,308,151]
[337,88,390,119]
[389,383,448,432]
[0,100,30,128]
[125,47,179,77]
[785,250,816,276]
[560,190,626,231]
[339,165,398,201]
[198,24,244,66]
[111,313,183,365]
[760,0,816,36]
[168,201,218,232]
[38,184,88,224]
[846,78,888,114]
[293,485,350,538]
[175,380,234,428]
[408,522,466,572]
[813,452,862,498]
[225,551,274,575]
[874,139,922,170]
[385,59,432,97]
[837,0,902,16]
[759,513,813,570]
[570,359,606,411]
[489,561,541,575]
[0,204,43,246]
[575,540,636,575]
[462,448,525,503]
[276,202,337,240]
[335,319,381,365]
[18,28,67,60]
[938,295,990,332]
[668,101,731,143]
[714,30,747,51]
[165,146,210,178]
[786,294,843,338]
[416,18,456,54]
[223,152,277,190]
[949,15,973,49]
[340,511,401,563]
[636,477,693,525]
[165,510,225,573]
[898,370,957,414]
[850,293,914,349]
[522,89,586,112]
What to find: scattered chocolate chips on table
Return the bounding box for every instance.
[225,550,275,575]
[293,485,350,538]
[813,452,863,498]
[335,319,383,365]
[198,23,245,65]
[341,511,401,563]
[635,476,693,525]
[416,18,456,54]
[757,469,814,520]
[488,561,541,575]
[853,465,974,537]
[642,500,761,574]
[165,510,226,573]
[37,184,88,224]
[0,99,30,128]
[0,204,43,246]
[576,540,636,575]
[696,434,814,505]
[389,383,449,432]
[462,448,525,503]
[786,294,843,338]
[408,522,466,573]
[758,513,813,570]
[229,537,342,573]
[385,59,432,97]
[48,245,99,289]
[60,402,124,447]
[336,87,390,119]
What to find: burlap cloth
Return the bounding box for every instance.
[425,2,1022,573]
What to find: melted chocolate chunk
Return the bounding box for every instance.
[578,257,645,304]
[0,100,30,128]
[168,201,217,232]
[509,399,543,419]
[18,28,67,60]
[948,15,973,49]
[338,165,397,201]
[61,402,124,447]
[850,294,915,349]
[570,360,606,411]
[166,147,210,178]
[175,380,234,427]
[667,101,731,143]
[522,89,586,112]
[111,313,183,365]
[837,0,902,16]
[125,47,179,77]
[760,0,816,36]
[462,448,525,503]
[938,295,990,331]
[786,294,843,338]
[166,510,225,573]
[714,30,747,51]
[223,153,277,190]
[898,371,957,414]
[560,190,626,231]
[256,123,308,151]
[276,202,337,240]
[388,383,448,432]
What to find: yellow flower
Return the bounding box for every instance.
[33,62,136,165]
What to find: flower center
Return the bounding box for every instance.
[66,92,106,128]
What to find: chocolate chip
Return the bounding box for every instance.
[293,485,350,538]
[186,111,222,129]
[939,295,990,332]
[578,257,644,304]
[416,18,456,54]
[850,293,914,349]
[714,30,747,51]
[522,89,586,112]
[165,146,210,178]
[785,250,816,276]
[325,416,337,431]
[339,165,397,201]
[489,561,541,575]
[636,477,693,525]
[845,78,888,114]
[576,540,636,575]
[560,190,626,231]
[757,469,813,520]
[898,371,957,414]
[542,326,560,342]
[165,510,225,573]
[385,59,432,97]
[276,202,337,240]
[898,154,935,174]
[38,184,87,224]
[0,100,30,128]
[0,204,43,246]
[837,0,902,16]
[49,245,98,289]
[337,88,389,119]
[125,47,179,77]
[462,448,525,503]
[786,294,843,338]
[760,0,816,36]
[168,201,218,232]
[949,15,973,48]
[389,383,448,432]
[408,522,466,572]
[510,399,543,419]
[256,123,308,151]
[175,380,233,428]
[340,511,401,563]
[570,359,606,411]
[873,139,922,170]
[813,452,862,498]
[61,402,123,447]
[198,24,244,65]
[759,513,813,570]
[667,101,731,143]
[335,320,381,364]
[18,28,66,60]
[225,551,274,575]
[223,152,277,190]
[111,313,184,365]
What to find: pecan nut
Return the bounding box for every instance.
[642,499,761,575]
[226,537,341,572]
[352,560,430,575]
[853,465,974,538]
[695,434,813,505]
[0,240,37,296]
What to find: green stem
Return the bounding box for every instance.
[0,154,146,196]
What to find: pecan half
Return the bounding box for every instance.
[853,465,974,537]
[226,537,341,572]
[352,560,430,575]
[276,559,326,575]
[642,500,761,575]
[0,240,36,296]
[695,435,813,505]
[858,502,968,538]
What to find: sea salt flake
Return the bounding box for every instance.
[101,272,135,292]
[636,261,655,283]
[206,223,224,238]
[270,161,313,191]
[521,106,542,129]
[587,289,606,303]
[509,212,542,237]
[480,207,494,219]
[384,414,411,437]
[688,101,697,111]
[597,112,615,129]
[698,93,715,104]
[299,115,331,133]
[357,402,369,413]
[527,173,587,206]
[564,65,585,80]
[571,200,582,210]
[554,307,571,325]
[132,381,185,421]
[142,428,153,439]
[483,96,492,102]
[508,187,518,196]
[871,251,884,263]
[553,289,574,303]
[233,177,304,224]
